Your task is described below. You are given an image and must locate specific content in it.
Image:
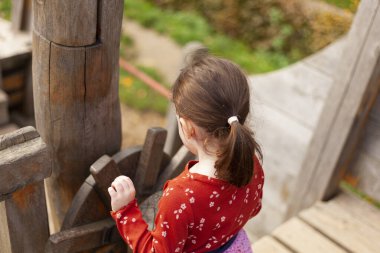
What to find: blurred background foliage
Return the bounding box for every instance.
[0,0,360,113]
[145,0,358,65]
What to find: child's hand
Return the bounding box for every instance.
[108,176,136,212]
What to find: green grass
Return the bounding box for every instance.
[119,66,169,114]
[340,181,380,209]
[0,0,11,20]
[124,0,291,73]
[322,0,359,11]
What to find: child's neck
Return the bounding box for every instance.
[189,150,218,178]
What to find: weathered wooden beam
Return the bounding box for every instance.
[11,0,32,32]
[134,128,167,197]
[46,218,121,253]
[33,0,97,46]
[0,127,51,253]
[90,155,122,210]
[32,0,123,230]
[0,126,50,198]
[286,0,380,217]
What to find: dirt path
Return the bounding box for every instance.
[119,20,183,148]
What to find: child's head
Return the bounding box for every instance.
[172,49,262,187]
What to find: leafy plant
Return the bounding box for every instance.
[0,0,11,20]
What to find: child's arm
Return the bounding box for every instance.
[109,176,191,253]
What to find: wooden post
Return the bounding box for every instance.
[32,0,123,230]
[0,127,51,253]
[286,0,380,218]
[11,0,32,32]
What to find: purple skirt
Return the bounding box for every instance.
[210,230,253,253]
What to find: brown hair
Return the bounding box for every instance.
[172,49,262,187]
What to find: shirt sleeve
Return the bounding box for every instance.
[110,182,193,253]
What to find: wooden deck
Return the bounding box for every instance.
[252,193,380,253]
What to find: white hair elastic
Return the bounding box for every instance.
[228,116,239,125]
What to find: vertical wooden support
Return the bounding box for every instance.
[32,0,123,230]
[11,0,32,32]
[135,128,167,197]
[0,127,51,253]
[286,0,380,218]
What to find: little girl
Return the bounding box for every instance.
[109,49,264,253]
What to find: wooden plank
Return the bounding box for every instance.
[11,0,24,31]
[163,104,182,157]
[4,181,49,253]
[46,218,121,253]
[0,89,9,125]
[11,0,32,31]
[304,37,346,77]
[253,236,293,253]
[300,201,380,253]
[90,155,121,210]
[112,146,142,180]
[156,145,195,191]
[33,0,97,46]
[360,95,380,158]
[251,61,333,129]
[61,176,108,230]
[273,217,346,253]
[329,193,380,233]
[0,127,50,198]
[134,128,167,196]
[0,202,12,253]
[348,152,380,202]
[287,0,380,217]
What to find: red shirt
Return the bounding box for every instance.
[111,156,264,253]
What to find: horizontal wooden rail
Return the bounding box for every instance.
[119,58,172,100]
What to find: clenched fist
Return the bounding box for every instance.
[108,175,136,212]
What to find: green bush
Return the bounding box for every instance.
[124,0,290,73]
[146,0,354,63]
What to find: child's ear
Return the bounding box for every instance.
[179,117,195,140]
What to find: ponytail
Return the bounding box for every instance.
[215,121,262,187]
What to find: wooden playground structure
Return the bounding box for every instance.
[0,0,379,252]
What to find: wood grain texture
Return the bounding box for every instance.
[134,128,167,197]
[0,89,9,125]
[273,217,346,253]
[33,0,97,46]
[0,201,12,253]
[46,218,121,253]
[253,236,293,253]
[163,104,182,157]
[0,127,50,199]
[61,176,108,230]
[287,0,380,217]
[90,155,121,210]
[33,0,123,228]
[300,201,380,253]
[4,181,49,253]
[347,95,380,201]
[332,193,380,232]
